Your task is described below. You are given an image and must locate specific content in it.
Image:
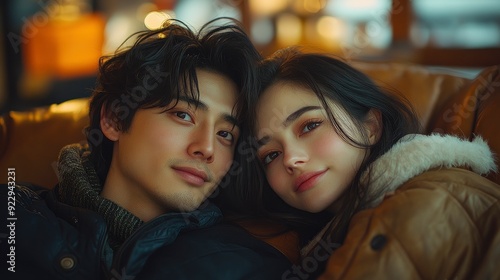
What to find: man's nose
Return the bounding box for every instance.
[188,124,215,163]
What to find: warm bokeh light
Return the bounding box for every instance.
[305,0,327,13]
[317,16,345,41]
[250,0,289,16]
[144,10,173,30]
[136,2,158,21]
[276,13,302,46]
[23,13,105,78]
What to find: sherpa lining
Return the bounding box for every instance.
[362,134,497,207]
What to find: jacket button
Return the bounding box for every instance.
[60,256,76,270]
[370,234,387,251]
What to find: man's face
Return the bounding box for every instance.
[103,69,239,220]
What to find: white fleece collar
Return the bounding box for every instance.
[362,134,498,208]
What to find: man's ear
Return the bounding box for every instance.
[100,106,120,141]
[366,109,382,145]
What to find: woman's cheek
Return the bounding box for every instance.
[266,168,286,194]
[310,130,340,155]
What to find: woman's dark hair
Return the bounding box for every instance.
[86,17,261,183]
[220,47,421,244]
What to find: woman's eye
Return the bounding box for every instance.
[301,121,322,134]
[262,151,281,165]
[175,111,193,122]
[217,131,234,142]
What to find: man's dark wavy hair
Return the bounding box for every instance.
[85,18,261,183]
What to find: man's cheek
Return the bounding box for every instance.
[216,159,235,181]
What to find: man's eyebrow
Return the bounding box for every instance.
[177,96,207,110]
[223,114,239,128]
[178,96,239,128]
[257,106,322,147]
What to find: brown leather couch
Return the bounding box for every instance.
[1,61,499,266]
[1,62,499,188]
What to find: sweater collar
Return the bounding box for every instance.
[362,134,497,208]
[56,144,143,250]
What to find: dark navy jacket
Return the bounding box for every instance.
[1,184,291,279]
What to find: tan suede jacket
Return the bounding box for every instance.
[305,134,499,280]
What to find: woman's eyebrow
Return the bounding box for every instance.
[282,106,322,127]
[257,106,322,147]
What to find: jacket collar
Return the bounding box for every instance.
[362,134,497,208]
[111,202,221,278]
[47,186,221,278]
[301,134,497,259]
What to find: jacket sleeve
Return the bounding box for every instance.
[0,184,106,280]
[134,223,292,280]
[318,170,500,280]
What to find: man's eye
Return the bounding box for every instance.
[175,111,193,122]
[262,151,281,165]
[217,131,234,142]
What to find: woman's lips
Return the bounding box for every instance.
[295,169,327,193]
[172,166,208,186]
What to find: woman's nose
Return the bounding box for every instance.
[283,144,308,174]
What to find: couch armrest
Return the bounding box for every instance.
[0,98,89,188]
[430,65,500,184]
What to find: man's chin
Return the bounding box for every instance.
[160,186,216,213]
[169,195,206,213]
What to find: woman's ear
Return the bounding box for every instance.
[100,106,120,141]
[366,109,382,144]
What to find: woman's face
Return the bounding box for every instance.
[255,82,369,213]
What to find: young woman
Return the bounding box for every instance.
[230,47,500,279]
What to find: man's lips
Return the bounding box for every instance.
[295,169,327,193]
[172,166,209,186]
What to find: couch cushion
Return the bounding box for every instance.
[352,62,471,133]
[0,98,89,188]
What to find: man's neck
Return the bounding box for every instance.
[101,169,165,222]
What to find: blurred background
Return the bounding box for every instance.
[1,0,500,113]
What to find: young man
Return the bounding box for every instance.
[4,19,292,279]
